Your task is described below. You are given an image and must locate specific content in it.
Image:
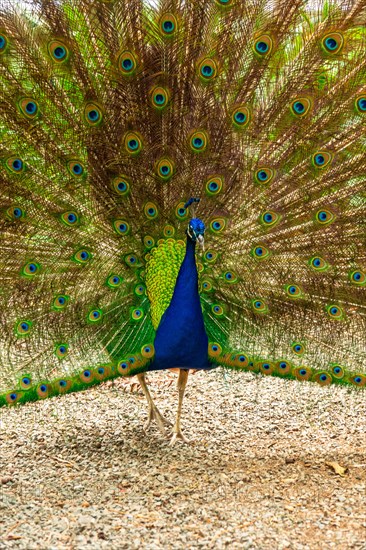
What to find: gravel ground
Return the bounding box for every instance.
[0,369,365,549]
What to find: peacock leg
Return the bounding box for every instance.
[169,369,190,446]
[137,373,171,435]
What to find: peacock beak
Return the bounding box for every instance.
[197,234,205,251]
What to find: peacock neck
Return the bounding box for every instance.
[151,234,209,370]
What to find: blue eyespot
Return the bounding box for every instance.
[357,98,366,111]
[238,355,246,362]
[92,311,100,319]
[118,181,127,191]
[314,258,321,266]
[255,41,268,53]
[148,207,155,216]
[83,370,91,377]
[40,384,47,392]
[59,380,67,387]
[72,163,83,175]
[293,101,305,114]
[25,101,37,115]
[289,286,296,294]
[21,322,29,331]
[264,213,273,223]
[10,393,18,401]
[81,252,88,260]
[208,181,218,191]
[122,58,133,70]
[58,297,65,305]
[54,46,66,59]
[28,263,36,273]
[295,345,301,352]
[320,374,328,381]
[119,223,127,233]
[128,139,138,150]
[255,247,263,256]
[68,213,77,223]
[163,20,174,33]
[0,35,6,50]
[257,170,268,182]
[155,93,164,104]
[315,154,325,165]
[299,369,307,376]
[178,208,186,217]
[12,159,23,172]
[234,111,246,123]
[354,376,362,384]
[98,367,105,375]
[262,363,270,370]
[212,345,218,352]
[207,253,213,259]
[88,109,99,122]
[193,137,203,148]
[325,37,337,51]
[225,272,233,280]
[213,221,221,230]
[254,301,262,308]
[330,306,338,315]
[201,65,213,77]
[334,366,341,374]
[279,362,287,369]
[113,276,120,284]
[22,377,31,385]
[13,208,22,218]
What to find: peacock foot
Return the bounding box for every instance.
[144,405,171,435]
[168,426,191,446]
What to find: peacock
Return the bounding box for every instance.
[0,0,365,445]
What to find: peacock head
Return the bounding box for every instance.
[185,197,205,248]
[187,218,205,249]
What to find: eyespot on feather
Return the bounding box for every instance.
[112,176,130,196]
[88,309,103,323]
[67,160,85,178]
[18,98,39,119]
[48,40,69,63]
[5,157,25,174]
[156,158,175,180]
[231,105,250,129]
[189,130,208,153]
[308,255,329,272]
[83,102,103,126]
[321,32,344,55]
[205,176,224,197]
[150,86,170,110]
[290,97,312,117]
[118,50,138,75]
[73,249,92,263]
[313,371,333,386]
[0,33,8,54]
[292,342,305,355]
[254,34,273,57]
[326,304,345,320]
[6,206,25,221]
[124,132,143,155]
[106,274,123,289]
[61,211,80,227]
[21,261,41,277]
[159,13,178,36]
[293,366,313,381]
[208,342,222,358]
[251,299,268,314]
[113,219,130,236]
[314,209,335,225]
[349,270,366,286]
[311,151,333,169]
[175,202,188,220]
[53,294,69,310]
[198,57,219,82]
[254,168,274,186]
[15,320,33,336]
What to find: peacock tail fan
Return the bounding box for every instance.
[0,0,365,406]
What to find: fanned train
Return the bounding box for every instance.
[0,0,365,441]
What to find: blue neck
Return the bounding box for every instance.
[151,235,209,370]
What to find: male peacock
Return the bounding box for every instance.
[0,0,365,445]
